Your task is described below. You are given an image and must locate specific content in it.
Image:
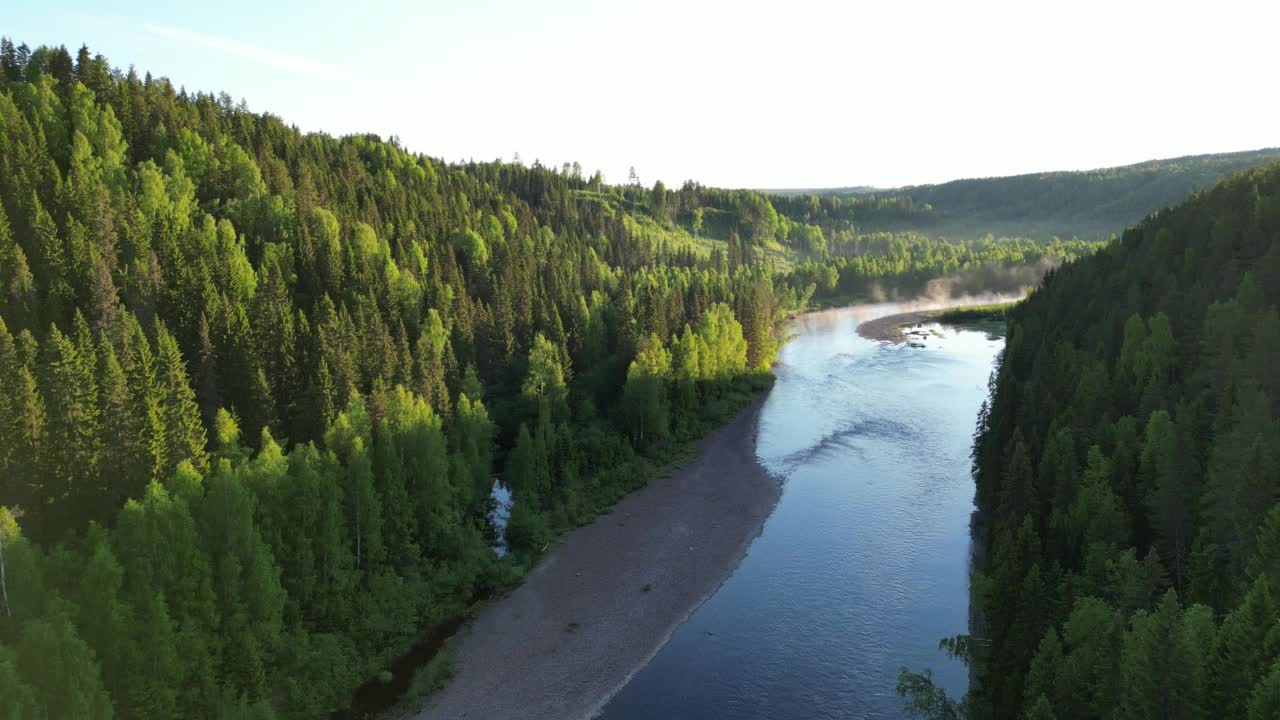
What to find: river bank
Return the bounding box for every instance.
[410,395,780,720]
[596,301,1004,719]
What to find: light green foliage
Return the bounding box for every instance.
[222,141,267,202]
[454,228,489,269]
[687,303,747,380]
[896,668,964,720]
[623,333,672,448]
[0,37,1100,719]
[522,333,568,412]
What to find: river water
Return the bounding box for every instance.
[597,303,1004,720]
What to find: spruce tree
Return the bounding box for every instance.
[154,320,207,474]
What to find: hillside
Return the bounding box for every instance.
[0,39,1104,719]
[789,148,1280,241]
[0,38,806,718]
[901,160,1280,717]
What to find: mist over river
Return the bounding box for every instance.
[597,302,1005,720]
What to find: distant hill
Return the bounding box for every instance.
[773,148,1280,241]
[764,185,883,196]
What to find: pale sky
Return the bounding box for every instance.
[3,0,1278,188]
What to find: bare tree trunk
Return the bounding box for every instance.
[0,530,11,617]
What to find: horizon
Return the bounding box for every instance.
[4,0,1279,190]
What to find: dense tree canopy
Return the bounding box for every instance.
[901,161,1280,719]
[0,38,798,718]
[0,36,1188,719]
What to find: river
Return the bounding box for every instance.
[596,303,1004,720]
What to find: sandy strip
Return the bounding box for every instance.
[855,309,943,343]
[413,396,780,720]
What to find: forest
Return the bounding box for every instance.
[787,148,1280,242]
[0,38,1106,718]
[898,159,1280,718]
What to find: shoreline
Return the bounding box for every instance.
[411,395,780,720]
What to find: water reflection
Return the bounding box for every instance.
[489,481,512,558]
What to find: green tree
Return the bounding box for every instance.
[623,333,672,449]
[1116,590,1199,720]
[650,180,668,225]
[16,618,113,720]
[1142,410,1195,587]
[155,320,209,475]
[0,646,39,720]
[1208,578,1277,719]
[522,333,569,418]
[38,316,102,533]
[1249,661,1280,720]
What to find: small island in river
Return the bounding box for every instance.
[857,302,1014,343]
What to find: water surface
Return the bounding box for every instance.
[598,303,1003,720]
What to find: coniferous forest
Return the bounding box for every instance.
[0,39,1108,718]
[899,159,1280,718]
[3,35,1276,720]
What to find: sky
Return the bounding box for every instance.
[3,0,1278,189]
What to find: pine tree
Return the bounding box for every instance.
[1142,410,1195,587]
[1024,695,1057,720]
[452,392,495,505]
[195,312,221,433]
[413,308,452,418]
[2,365,44,511]
[1057,598,1123,717]
[154,320,208,475]
[1208,578,1277,719]
[312,356,337,438]
[120,313,166,493]
[1023,628,1063,711]
[97,340,132,506]
[38,315,102,534]
[1249,661,1280,720]
[0,204,38,330]
[244,366,278,445]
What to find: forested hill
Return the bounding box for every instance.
[945,160,1280,718]
[786,148,1280,242]
[0,38,1097,719]
[0,38,809,718]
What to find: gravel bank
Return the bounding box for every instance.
[413,396,780,720]
[855,297,1018,343]
[855,309,941,342]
